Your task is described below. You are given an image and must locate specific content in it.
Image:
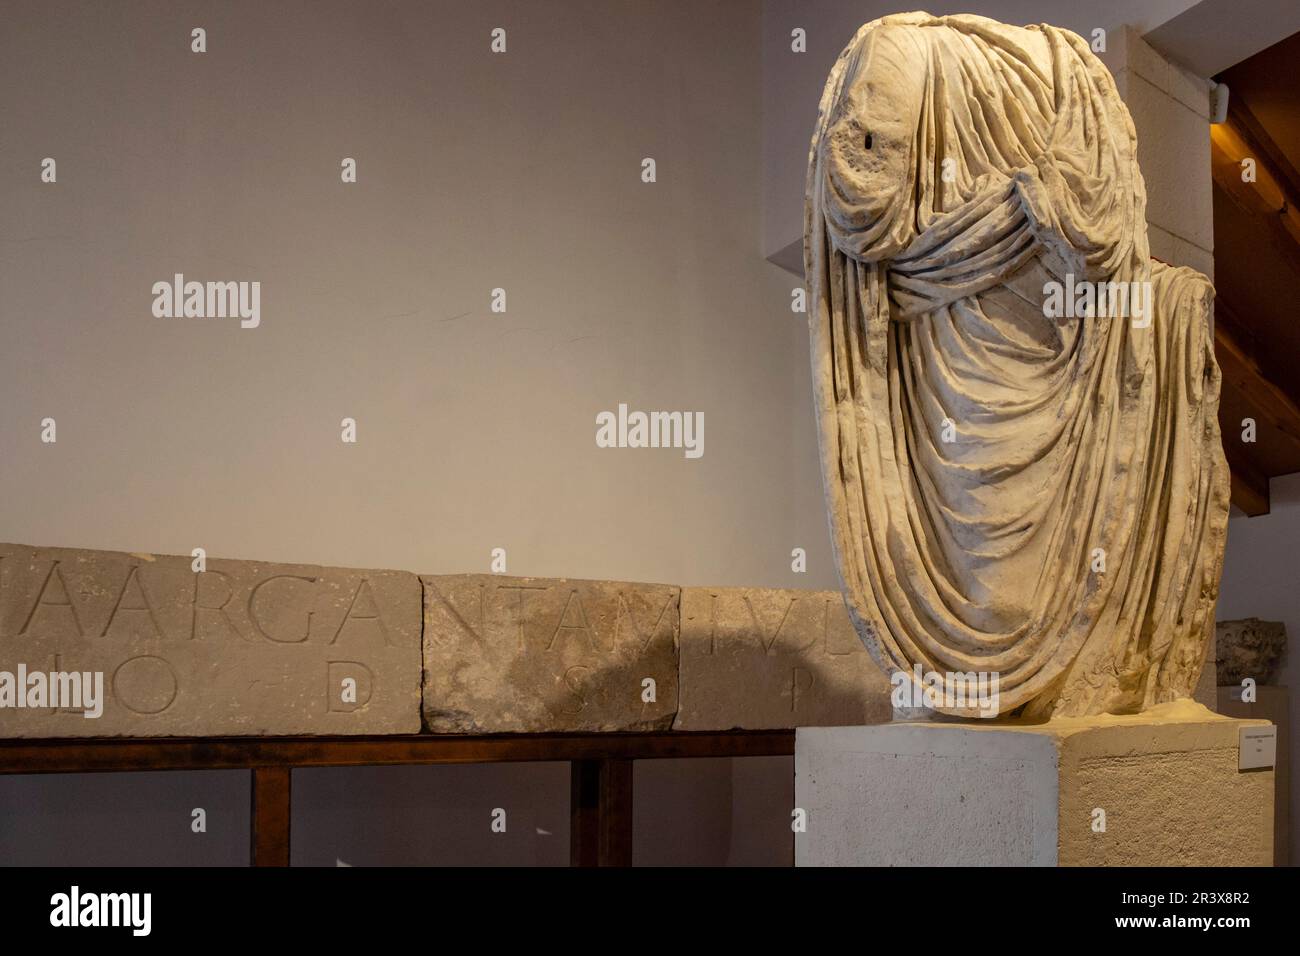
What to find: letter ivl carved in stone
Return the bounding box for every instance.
[743,595,796,655]
[823,597,860,657]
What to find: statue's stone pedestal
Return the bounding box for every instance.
[794,701,1274,866]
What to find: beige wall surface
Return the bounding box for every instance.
[0,0,815,868]
[0,0,833,592]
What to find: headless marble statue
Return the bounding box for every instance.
[804,12,1229,719]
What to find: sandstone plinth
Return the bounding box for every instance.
[797,701,1274,866]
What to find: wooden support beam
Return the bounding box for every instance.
[0,730,794,775]
[1229,99,1300,208]
[1224,437,1271,516]
[1214,301,1300,515]
[1210,116,1300,280]
[570,758,634,867]
[250,766,291,867]
[1216,316,1300,448]
[0,732,793,869]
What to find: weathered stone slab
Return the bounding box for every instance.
[422,574,678,732]
[674,587,891,730]
[0,543,422,736]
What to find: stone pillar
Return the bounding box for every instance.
[1101,26,1216,279]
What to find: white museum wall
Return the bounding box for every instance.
[0,0,834,593]
[1217,473,1300,864]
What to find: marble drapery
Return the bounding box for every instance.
[805,12,1229,718]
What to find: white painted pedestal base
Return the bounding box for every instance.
[795,701,1274,866]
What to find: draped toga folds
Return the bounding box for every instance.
[804,12,1229,718]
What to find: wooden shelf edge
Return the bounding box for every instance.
[0,729,796,774]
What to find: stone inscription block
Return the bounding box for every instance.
[422,574,679,732]
[0,543,422,736]
[674,587,891,730]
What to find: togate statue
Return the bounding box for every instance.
[804,12,1229,719]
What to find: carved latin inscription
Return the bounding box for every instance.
[0,543,422,736]
[421,574,679,733]
[673,587,891,730]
